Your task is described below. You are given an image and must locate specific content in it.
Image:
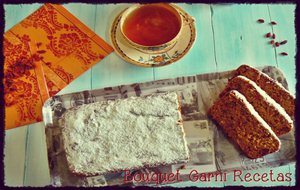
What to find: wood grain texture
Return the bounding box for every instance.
[23,123,50,186]
[4,127,27,186]
[154,4,217,80]
[4,4,43,32]
[91,4,155,90]
[268,4,296,96]
[210,4,277,72]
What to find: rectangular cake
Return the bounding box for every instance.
[209,90,281,159]
[60,92,189,176]
[233,64,295,117]
[220,75,293,136]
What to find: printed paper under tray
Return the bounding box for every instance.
[42,65,295,187]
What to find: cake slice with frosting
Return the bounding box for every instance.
[209,90,281,159]
[220,75,293,136]
[233,64,295,118]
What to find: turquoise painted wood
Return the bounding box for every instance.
[268,4,296,96]
[4,127,27,186]
[4,4,43,31]
[154,3,217,80]
[210,4,277,72]
[23,123,50,186]
[92,4,155,90]
[4,3,296,187]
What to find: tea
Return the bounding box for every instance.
[122,4,181,46]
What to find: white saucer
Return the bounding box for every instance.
[110,5,196,67]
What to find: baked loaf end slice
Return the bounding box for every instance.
[220,75,293,136]
[60,92,189,176]
[233,64,295,118]
[209,90,281,159]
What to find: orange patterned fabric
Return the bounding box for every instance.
[4,3,114,129]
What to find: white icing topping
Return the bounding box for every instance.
[236,75,293,125]
[246,65,295,98]
[60,92,189,175]
[231,90,281,148]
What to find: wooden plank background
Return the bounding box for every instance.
[4,3,296,187]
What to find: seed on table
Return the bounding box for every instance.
[280,40,288,45]
[280,52,288,56]
[270,21,277,25]
[275,42,280,47]
[272,33,276,39]
[270,40,275,45]
[257,19,265,23]
[265,32,271,38]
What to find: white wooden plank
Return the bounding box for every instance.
[268,4,296,95]
[92,4,155,90]
[211,4,277,71]
[23,123,50,186]
[4,4,43,32]
[4,127,27,186]
[154,3,217,80]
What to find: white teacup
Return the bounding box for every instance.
[119,3,193,54]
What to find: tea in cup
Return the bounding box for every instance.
[120,3,190,54]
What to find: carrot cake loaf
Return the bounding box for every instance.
[233,64,295,117]
[209,90,281,159]
[60,92,189,176]
[220,75,293,136]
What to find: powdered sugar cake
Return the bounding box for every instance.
[60,92,189,176]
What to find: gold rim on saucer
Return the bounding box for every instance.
[110,4,196,67]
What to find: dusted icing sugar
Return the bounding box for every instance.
[60,92,189,175]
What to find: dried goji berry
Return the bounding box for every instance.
[280,40,288,45]
[280,52,288,56]
[265,32,271,38]
[257,19,265,23]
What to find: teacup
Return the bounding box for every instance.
[119,3,193,54]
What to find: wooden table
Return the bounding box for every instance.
[4,3,296,187]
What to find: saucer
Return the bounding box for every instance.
[110,5,196,67]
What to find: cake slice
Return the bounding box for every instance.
[60,92,189,176]
[220,75,293,136]
[233,64,295,117]
[209,90,281,159]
